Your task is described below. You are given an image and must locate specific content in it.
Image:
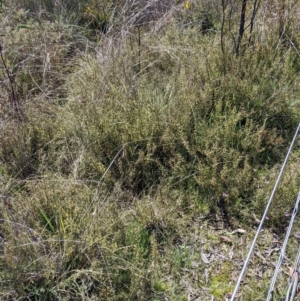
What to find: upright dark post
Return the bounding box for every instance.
[236,0,247,56]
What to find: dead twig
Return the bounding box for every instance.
[0,42,23,121]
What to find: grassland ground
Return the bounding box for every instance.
[1,0,300,300]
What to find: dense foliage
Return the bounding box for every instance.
[1,0,300,300]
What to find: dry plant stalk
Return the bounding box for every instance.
[0,43,23,121]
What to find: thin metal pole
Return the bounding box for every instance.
[285,244,300,301]
[266,192,300,301]
[230,122,300,301]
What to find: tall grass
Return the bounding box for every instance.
[1,0,300,300]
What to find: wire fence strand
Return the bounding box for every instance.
[285,245,300,301]
[230,122,300,301]
[266,192,300,301]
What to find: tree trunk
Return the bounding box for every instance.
[236,0,247,56]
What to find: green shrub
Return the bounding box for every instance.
[54,24,300,219]
[2,2,300,300]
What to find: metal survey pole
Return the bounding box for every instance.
[230,122,300,301]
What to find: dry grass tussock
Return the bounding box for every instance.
[1,0,300,300]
